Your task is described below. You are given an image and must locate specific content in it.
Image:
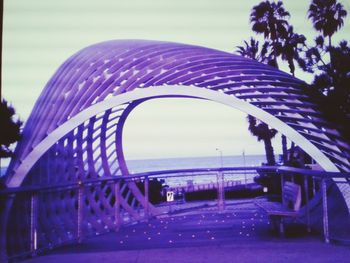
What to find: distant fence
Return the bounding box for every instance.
[174,179,243,193]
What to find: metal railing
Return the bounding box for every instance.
[1,166,350,261]
[277,166,350,244]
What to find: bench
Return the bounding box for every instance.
[255,181,302,235]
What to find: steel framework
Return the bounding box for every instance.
[2,40,350,259]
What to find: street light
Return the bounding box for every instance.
[215,148,225,210]
[215,148,223,168]
[242,150,247,186]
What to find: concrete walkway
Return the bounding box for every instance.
[23,200,350,263]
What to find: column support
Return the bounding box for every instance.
[144,176,149,220]
[217,171,225,211]
[30,192,38,255]
[304,175,311,233]
[322,178,330,243]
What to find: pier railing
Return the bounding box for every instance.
[1,166,350,261]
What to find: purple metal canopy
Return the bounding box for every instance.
[3,40,350,258]
[6,40,349,187]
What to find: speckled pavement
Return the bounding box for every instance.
[23,199,350,263]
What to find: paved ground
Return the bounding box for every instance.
[23,200,350,263]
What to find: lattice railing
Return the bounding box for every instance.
[1,166,350,261]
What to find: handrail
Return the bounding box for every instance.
[0,166,268,195]
[1,164,350,261]
[276,166,350,178]
[1,165,349,195]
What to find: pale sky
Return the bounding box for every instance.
[2,0,350,161]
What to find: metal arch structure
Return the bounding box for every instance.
[6,39,350,180]
[5,86,347,184]
[6,40,350,178]
[3,40,350,256]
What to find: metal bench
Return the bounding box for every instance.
[255,181,302,235]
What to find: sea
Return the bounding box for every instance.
[126,155,265,173]
[1,154,267,186]
[127,154,266,187]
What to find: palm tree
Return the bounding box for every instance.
[277,26,307,163]
[250,2,293,164]
[247,115,277,165]
[306,0,349,142]
[0,99,22,158]
[250,0,290,68]
[235,40,279,165]
[308,0,347,49]
[311,41,350,142]
[236,37,271,64]
[278,26,307,76]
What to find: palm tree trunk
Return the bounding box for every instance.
[281,135,287,163]
[272,39,279,69]
[289,141,295,163]
[264,138,276,166]
[287,57,295,76]
[329,36,333,67]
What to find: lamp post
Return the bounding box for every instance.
[215,148,225,211]
[216,148,223,168]
[243,150,247,185]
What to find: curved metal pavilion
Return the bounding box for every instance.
[3,40,350,257]
[6,40,350,182]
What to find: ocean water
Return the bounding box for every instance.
[1,155,267,186]
[127,155,266,187]
[126,154,266,173]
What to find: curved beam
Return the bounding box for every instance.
[115,100,145,175]
[7,85,339,188]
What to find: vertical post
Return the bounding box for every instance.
[0,196,14,263]
[312,177,316,197]
[30,192,38,255]
[322,178,330,243]
[217,171,225,211]
[243,150,247,186]
[303,175,311,233]
[114,180,121,230]
[77,181,83,243]
[216,148,223,168]
[144,176,149,220]
[280,172,285,206]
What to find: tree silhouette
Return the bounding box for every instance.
[308,0,347,49]
[241,0,350,163]
[311,41,350,141]
[235,39,279,165]
[249,1,294,162]
[0,99,22,158]
[306,1,349,142]
[250,0,290,68]
[236,37,271,64]
[247,115,277,165]
[277,26,306,76]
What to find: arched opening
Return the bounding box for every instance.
[7,85,343,187]
[3,86,350,259]
[123,97,284,173]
